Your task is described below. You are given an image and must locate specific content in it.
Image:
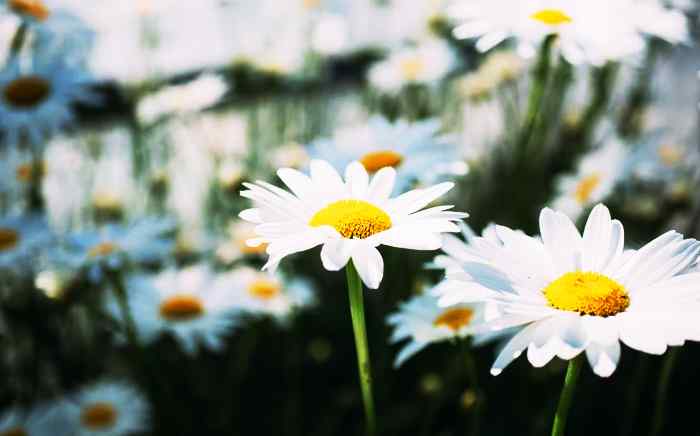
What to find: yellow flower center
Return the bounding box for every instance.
[9,0,49,20]
[3,75,51,109]
[359,150,404,173]
[15,161,46,183]
[248,278,281,300]
[303,0,321,9]
[310,200,392,239]
[88,242,119,258]
[0,228,19,252]
[433,307,474,331]
[657,144,682,167]
[531,9,572,26]
[81,402,118,430]
[92,193,123,212]
[574,172,601,204]
[237,238,268,255]
[543,271,630,317]
[0,427,27,436]
[400,58,425,81]
[159,294,205,321]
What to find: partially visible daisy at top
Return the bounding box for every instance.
[226,266,315,321]
[439,204,700,377]
[107,264,241,354]
[1,0,50,21]
[551,136,626,221]
[448,0,688,65]
[368,37,457,94]
[307,116,467,192]
[0,54,98,149]
[239,159,467,289]
[61,380,150,436]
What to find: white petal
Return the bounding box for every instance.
[367,167,396,203]
[585,341,620,377]
[539,208,582,274]
[345,161,370,198]
[320,239,353,271]
[491,321,540,375]
[378,228,442,250]
[351,245,384,290]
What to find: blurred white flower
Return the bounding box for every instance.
[311,13,350,55]
[271,142,309,170]
[0,213,53,273]
[90,129,140,217]
[215,221,268,264]
[0,403,69,436]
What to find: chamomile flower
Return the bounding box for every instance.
[62,380,149,436]
[368,38,457,94]
[239,159,467,289]
[307,117,466,192]
[387,292,497,367]
[64,218,174,281]
[552,137,626,221]
[110,265,240,354]
[227,266,315,320]
[439,204,700,377]
[0,57,97,149]
[0,404,69,436]
[0,213,53,272]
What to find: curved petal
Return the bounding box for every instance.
[351,244,384,290]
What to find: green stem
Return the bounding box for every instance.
[650,347,681,436]
[108,272,141,349]
[462,340,482,436]
[578,62,619,146]
[345,261,377,436]
[9,21,28,61]
[551,355,584,436]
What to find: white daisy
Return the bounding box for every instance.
[63,380,149,436]
[438,204,700,377]
[0,56,97,149]
[307,117,467,192]
[110,264,240,354]
[0,403,69,436]
[551,136,626,221]
[239,159,467,289]
[387,292,499,367]
[215,221,268,264]
[0,213,53,272]
[226,266,315,320]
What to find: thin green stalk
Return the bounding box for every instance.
[9,21,28,61]
[650,347,681,436]
[577,62,619,146]
[551,355,584,436]
[108,272,141,349]
[346,261,377,436]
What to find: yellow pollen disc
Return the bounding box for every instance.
[543,271,630,317]
[3,75,51,109]
[88,242,119,258]
[359,150,404,173]
[309,200,392,239]
[9,0,49,20]
[92,193,123,212]
[248,278,281,300]
[81,402,118,430]
[0,228,20,252]
[531,9,572,25]
[657,144,682,167]
[0,427,27,436]
[15,161,46,183]
[400,58,425,81]
[159,294,205,321]
[433,308,474,331]
[574,172,601,204]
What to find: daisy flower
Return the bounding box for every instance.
[307,117,467,192]
[0,404,69,436]
[62,381,149,436]
[551,137,626,221]
[387,292,499,367]
[215,221,268,264]
[368,38,457,94]
[0,213,53,272]
[0,56,97,149]
[109,265,240,354]
[1,0,49,21]
[239,159,467,289]
[64,218,175,281]
[226,266,315,321]
[439,204,700,377]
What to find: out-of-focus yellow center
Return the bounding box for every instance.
[531,9,572,25]
[574,172,601,204]
[543,271,630,317]
[160,294,205,321]
[433,307,474,331]
[81,402,118,430]
[237,237,268,255]
[359,150,404,173]
[88,242,118,258]
[9,0,49,20]
[310,200,392,239]
[92,193,123,212]
[303,0,321,9]
[657,144,682,167]
[248,278,281,300]
[15,161,46,183]
[3,75,51,109]
[0,427,27,436]
[400,58,425,81]
[0,228,20,252]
